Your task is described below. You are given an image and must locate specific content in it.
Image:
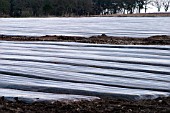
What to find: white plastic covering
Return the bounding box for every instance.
[0,41,170,101]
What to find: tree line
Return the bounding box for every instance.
[0,0,170,17]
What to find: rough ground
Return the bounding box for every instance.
[0,97,170,113]
[1,34,170,45]
[93,13,170,17]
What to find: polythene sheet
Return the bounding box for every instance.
[0,41,170,101]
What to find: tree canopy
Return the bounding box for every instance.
[0,0,168,17]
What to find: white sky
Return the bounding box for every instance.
[141,5,170,13]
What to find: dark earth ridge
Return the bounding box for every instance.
[1,34,170,45]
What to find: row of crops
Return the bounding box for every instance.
[0,41,170,101]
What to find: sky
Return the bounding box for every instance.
[142,5,170,13]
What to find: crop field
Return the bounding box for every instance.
[0,41,170,101]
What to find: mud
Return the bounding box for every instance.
[0,97,170,113]
[0,34,170,45]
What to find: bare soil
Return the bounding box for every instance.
[0,97,170,113]
[1,34,170,45]
[93,13,170,17]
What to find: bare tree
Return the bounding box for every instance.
[162,0,170,12]
[151,0,163,12]
[143,0,152,13]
